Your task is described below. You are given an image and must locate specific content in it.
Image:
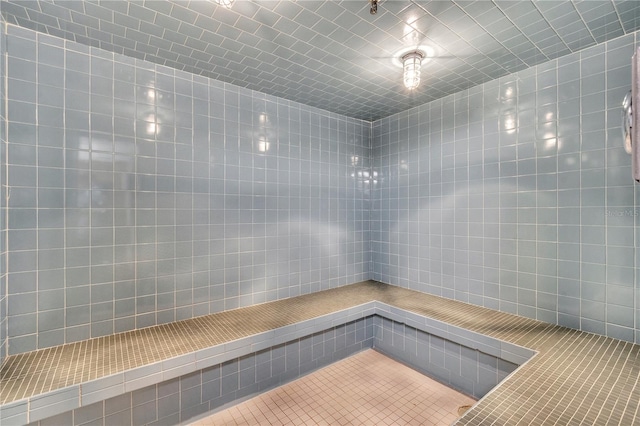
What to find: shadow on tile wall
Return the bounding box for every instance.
[372,32,640,343]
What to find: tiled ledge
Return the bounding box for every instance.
[1,304,378,424]
[1,281,639,425]
[373,301,535,367]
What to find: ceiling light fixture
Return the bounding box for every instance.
[215,0,235,8]
[402,51,424,90]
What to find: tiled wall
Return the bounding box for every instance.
[24,318,373,426]
[3,17,640,362]
[372,32,640,343]
[1,18,8,366]
[3,24,371,355]
[373,316,518,399]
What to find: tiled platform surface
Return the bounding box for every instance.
[1,280,640,425]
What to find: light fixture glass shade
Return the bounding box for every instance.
[215,0,235,8]
[402,51,424,90]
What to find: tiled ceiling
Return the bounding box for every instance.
[2,0,640,121]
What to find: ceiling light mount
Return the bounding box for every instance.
[402,50,424,90]
[370,0,378,15]
[215,0,235,9]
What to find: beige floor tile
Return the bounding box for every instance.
[190,349,476,425]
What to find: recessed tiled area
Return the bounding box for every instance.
[189,349,477,426]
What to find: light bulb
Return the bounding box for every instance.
[402,51,424,90]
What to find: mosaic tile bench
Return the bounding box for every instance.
[1,281,638,425]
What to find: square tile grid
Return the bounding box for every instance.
[189,349,476,426]
[4,282,640,425]
[3,1,640,120]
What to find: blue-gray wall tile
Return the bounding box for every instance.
[3,25,371,353]
[372,33,639,343]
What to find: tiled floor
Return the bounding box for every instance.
[190,349,476,426]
